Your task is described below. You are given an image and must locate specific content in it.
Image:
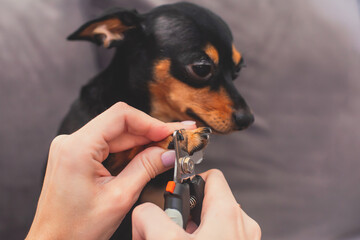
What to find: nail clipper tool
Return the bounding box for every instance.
[164,129,210,228]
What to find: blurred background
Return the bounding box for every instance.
[1,0,360,239]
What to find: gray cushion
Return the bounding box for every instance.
[0,1,98,238]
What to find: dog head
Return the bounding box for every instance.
[68,2,254,134]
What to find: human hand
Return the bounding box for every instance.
[26,102,196,240]
[132,169,261,240]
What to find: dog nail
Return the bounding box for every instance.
[161,150,176,167]
[203,127,212,133]
[181,120,196,126]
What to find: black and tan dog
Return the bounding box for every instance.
[59,2,253,239]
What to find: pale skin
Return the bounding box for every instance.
[26,102,261,240]
[132,169,261,240]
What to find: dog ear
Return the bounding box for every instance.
[67,8,142,48]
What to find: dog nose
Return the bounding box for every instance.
[232,111,254,130]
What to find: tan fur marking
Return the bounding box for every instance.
[204,44,219,65]
[150,135,173,149]
[232,45,242,65]
[105,150,136,175]
[179,128,209,153]
[105,145,153,175]
[79,18,134,47]
[186,130,202,153]
[104,137,171,175]
[150,59,235,133]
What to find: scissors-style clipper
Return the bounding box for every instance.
[164,129,211,229]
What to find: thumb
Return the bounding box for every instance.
[132,203,187,240]
[106,147,175,207]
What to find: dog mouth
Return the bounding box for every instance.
[185,108,228,134]
[186,108,208,125]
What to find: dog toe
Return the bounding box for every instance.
[178,127,211,155]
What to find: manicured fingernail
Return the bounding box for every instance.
[161,150,176,167]
[181,120,196,126]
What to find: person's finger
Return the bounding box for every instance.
[72,102,170,162]
[80,102,169,142]
[107,121,197,153]
[185,220,198,234]
[107,134,150,153]
[195,169,242,238]
[241,208,262,239]
[105,147,174,211]
[198,169,239,213]
[132,203,187,240]
[166,121,197,131]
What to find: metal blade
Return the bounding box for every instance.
[191,150,204,164]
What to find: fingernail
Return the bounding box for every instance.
[181,120,196,126]
[161,150,176,167]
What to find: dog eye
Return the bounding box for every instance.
[192,64,211,77]
[186,62,213,81]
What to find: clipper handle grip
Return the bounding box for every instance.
[189,175,205,226]
[164,181,190,229]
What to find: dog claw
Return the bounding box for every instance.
[202,127,212,134]
[199,127,211,140]
[200,133,210,140]
[177,131,184,141]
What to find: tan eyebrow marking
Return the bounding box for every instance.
[204,43,219,65]
[232,45,242,65]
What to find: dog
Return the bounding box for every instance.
[59,2,254,239]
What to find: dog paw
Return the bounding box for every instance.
[150,127,211,155]
[175,127,212,155]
